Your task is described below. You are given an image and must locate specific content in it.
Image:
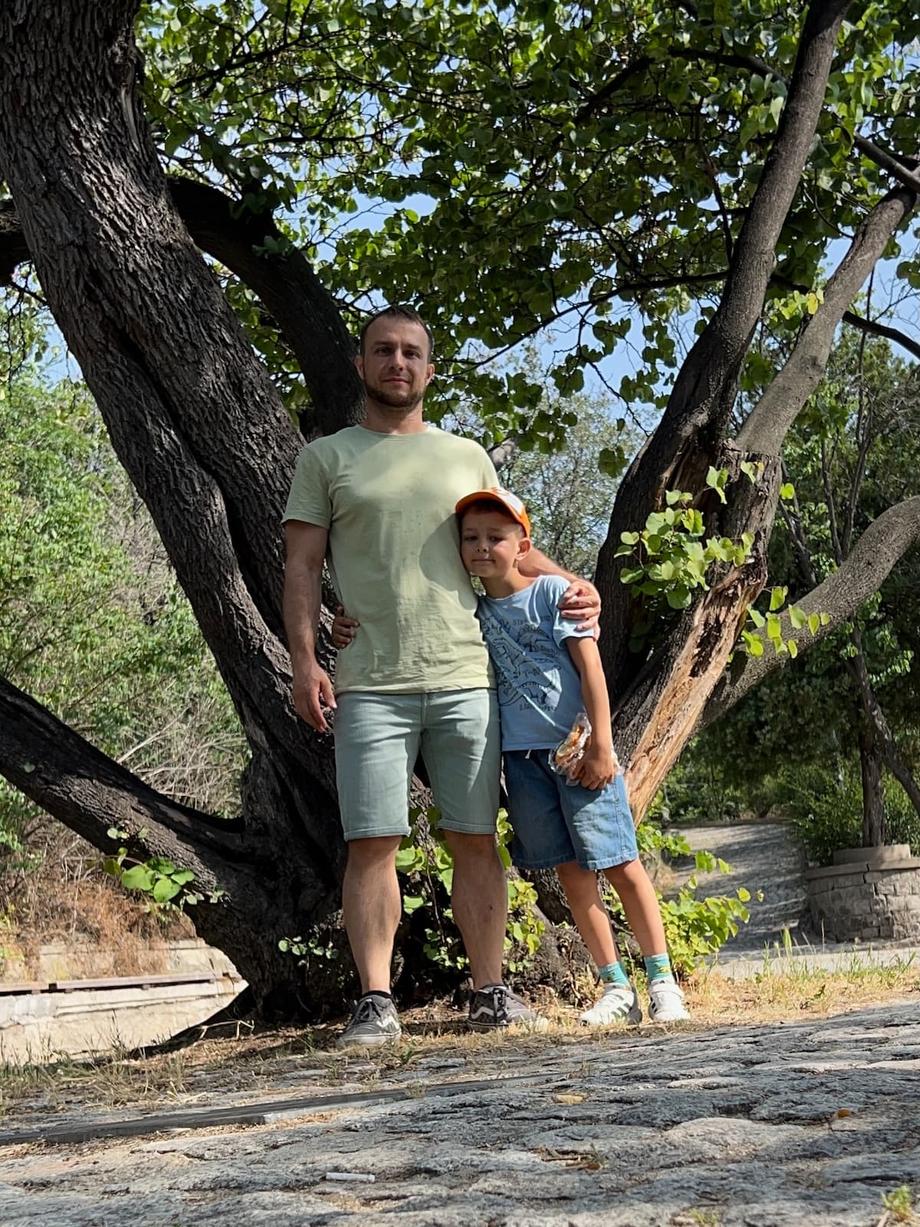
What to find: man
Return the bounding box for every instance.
[283,305,599,1048]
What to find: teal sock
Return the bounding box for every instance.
[597,961,630,988]
[644,953,673,981]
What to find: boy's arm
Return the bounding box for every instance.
[565,636,619,790]
[520,547,601,630]
[283,520,336,733]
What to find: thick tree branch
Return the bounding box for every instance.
[599,0,850,685]
[0,182,363,436]
[701,495,920,727]
[167,178,362,436]
[0,673,243,863]
[737,186,916,455]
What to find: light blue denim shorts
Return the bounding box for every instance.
[334,689,500,841]
[503,748,638,871]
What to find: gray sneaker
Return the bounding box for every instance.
[467,984,549,1032]
[336,993,401,1049]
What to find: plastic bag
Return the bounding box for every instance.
[549,711,592,784]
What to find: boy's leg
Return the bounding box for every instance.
[555,860,619,967]
[556,859,641,1025]
[603,858,667,955]
[603,860,689,1022]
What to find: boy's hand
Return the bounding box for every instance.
[559,578,601,633]
[331,605,360,649]
[571,738,618,790]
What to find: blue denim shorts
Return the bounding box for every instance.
[334,689,500,841]
[503,749,638,871]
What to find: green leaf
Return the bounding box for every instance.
[120,865,155,892]
[780,483,795,500]
[152,875,182,903]
[788,605,807,630]
[769,586,787,611]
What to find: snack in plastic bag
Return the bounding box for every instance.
[550,711,592,783]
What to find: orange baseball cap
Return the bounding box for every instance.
[455,487,532,536]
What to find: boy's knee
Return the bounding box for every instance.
[604,857,641,885]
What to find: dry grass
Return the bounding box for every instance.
[1,958,917,1121]
[1,830,194,981]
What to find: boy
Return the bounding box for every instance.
[453,488,689,1025]
[337,487,689,1024]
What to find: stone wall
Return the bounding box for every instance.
[806,846,920,942]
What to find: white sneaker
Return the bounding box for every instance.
[580,982,642,1026]
[648,977,690,1022]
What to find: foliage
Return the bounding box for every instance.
[606,822,751,977]
[615,483,754,639]
[498,390,635,576]
[0,368,245,901]
[394,808,546,975]
[138,0,920,436]
[102,826,227,912]
[776,761,920,866]
[681,337,920,839]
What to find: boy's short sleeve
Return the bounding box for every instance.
[282,444,331,528]
[539,575,594,649]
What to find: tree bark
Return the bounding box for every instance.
[858,722,888,848]
[0,0,351,1003]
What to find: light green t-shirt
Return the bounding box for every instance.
[283,425,498,693]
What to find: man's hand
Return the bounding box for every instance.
[559,578,601,632]
[292,660,336,733]
[331,605,360,649]
[570,738,618,790]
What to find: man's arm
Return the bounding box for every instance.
[283,520,335,732]
[520,546,601,629]
[565,636,618,790]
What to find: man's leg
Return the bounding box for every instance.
[443,830,506,989]
[334,692,419,1047]
[342,834,404,993]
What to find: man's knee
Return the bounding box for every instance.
[346,834,403,870]
[443,829,500,866]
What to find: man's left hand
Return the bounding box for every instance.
[559,578,601,632]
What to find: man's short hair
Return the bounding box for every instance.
[358,305,434,359]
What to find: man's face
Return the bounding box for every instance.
[356,318,434,410]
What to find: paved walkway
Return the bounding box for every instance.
[1,1002,918,1225]
[669,821,810,950]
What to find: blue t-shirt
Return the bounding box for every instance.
[475,575,593,751]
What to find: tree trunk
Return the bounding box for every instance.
[0,0,350,1006]
[858,723,888,849]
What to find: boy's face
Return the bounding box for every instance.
[459,508,529,579]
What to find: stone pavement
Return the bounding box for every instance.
[1,1000,918,1226]
[670,822,810,951]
